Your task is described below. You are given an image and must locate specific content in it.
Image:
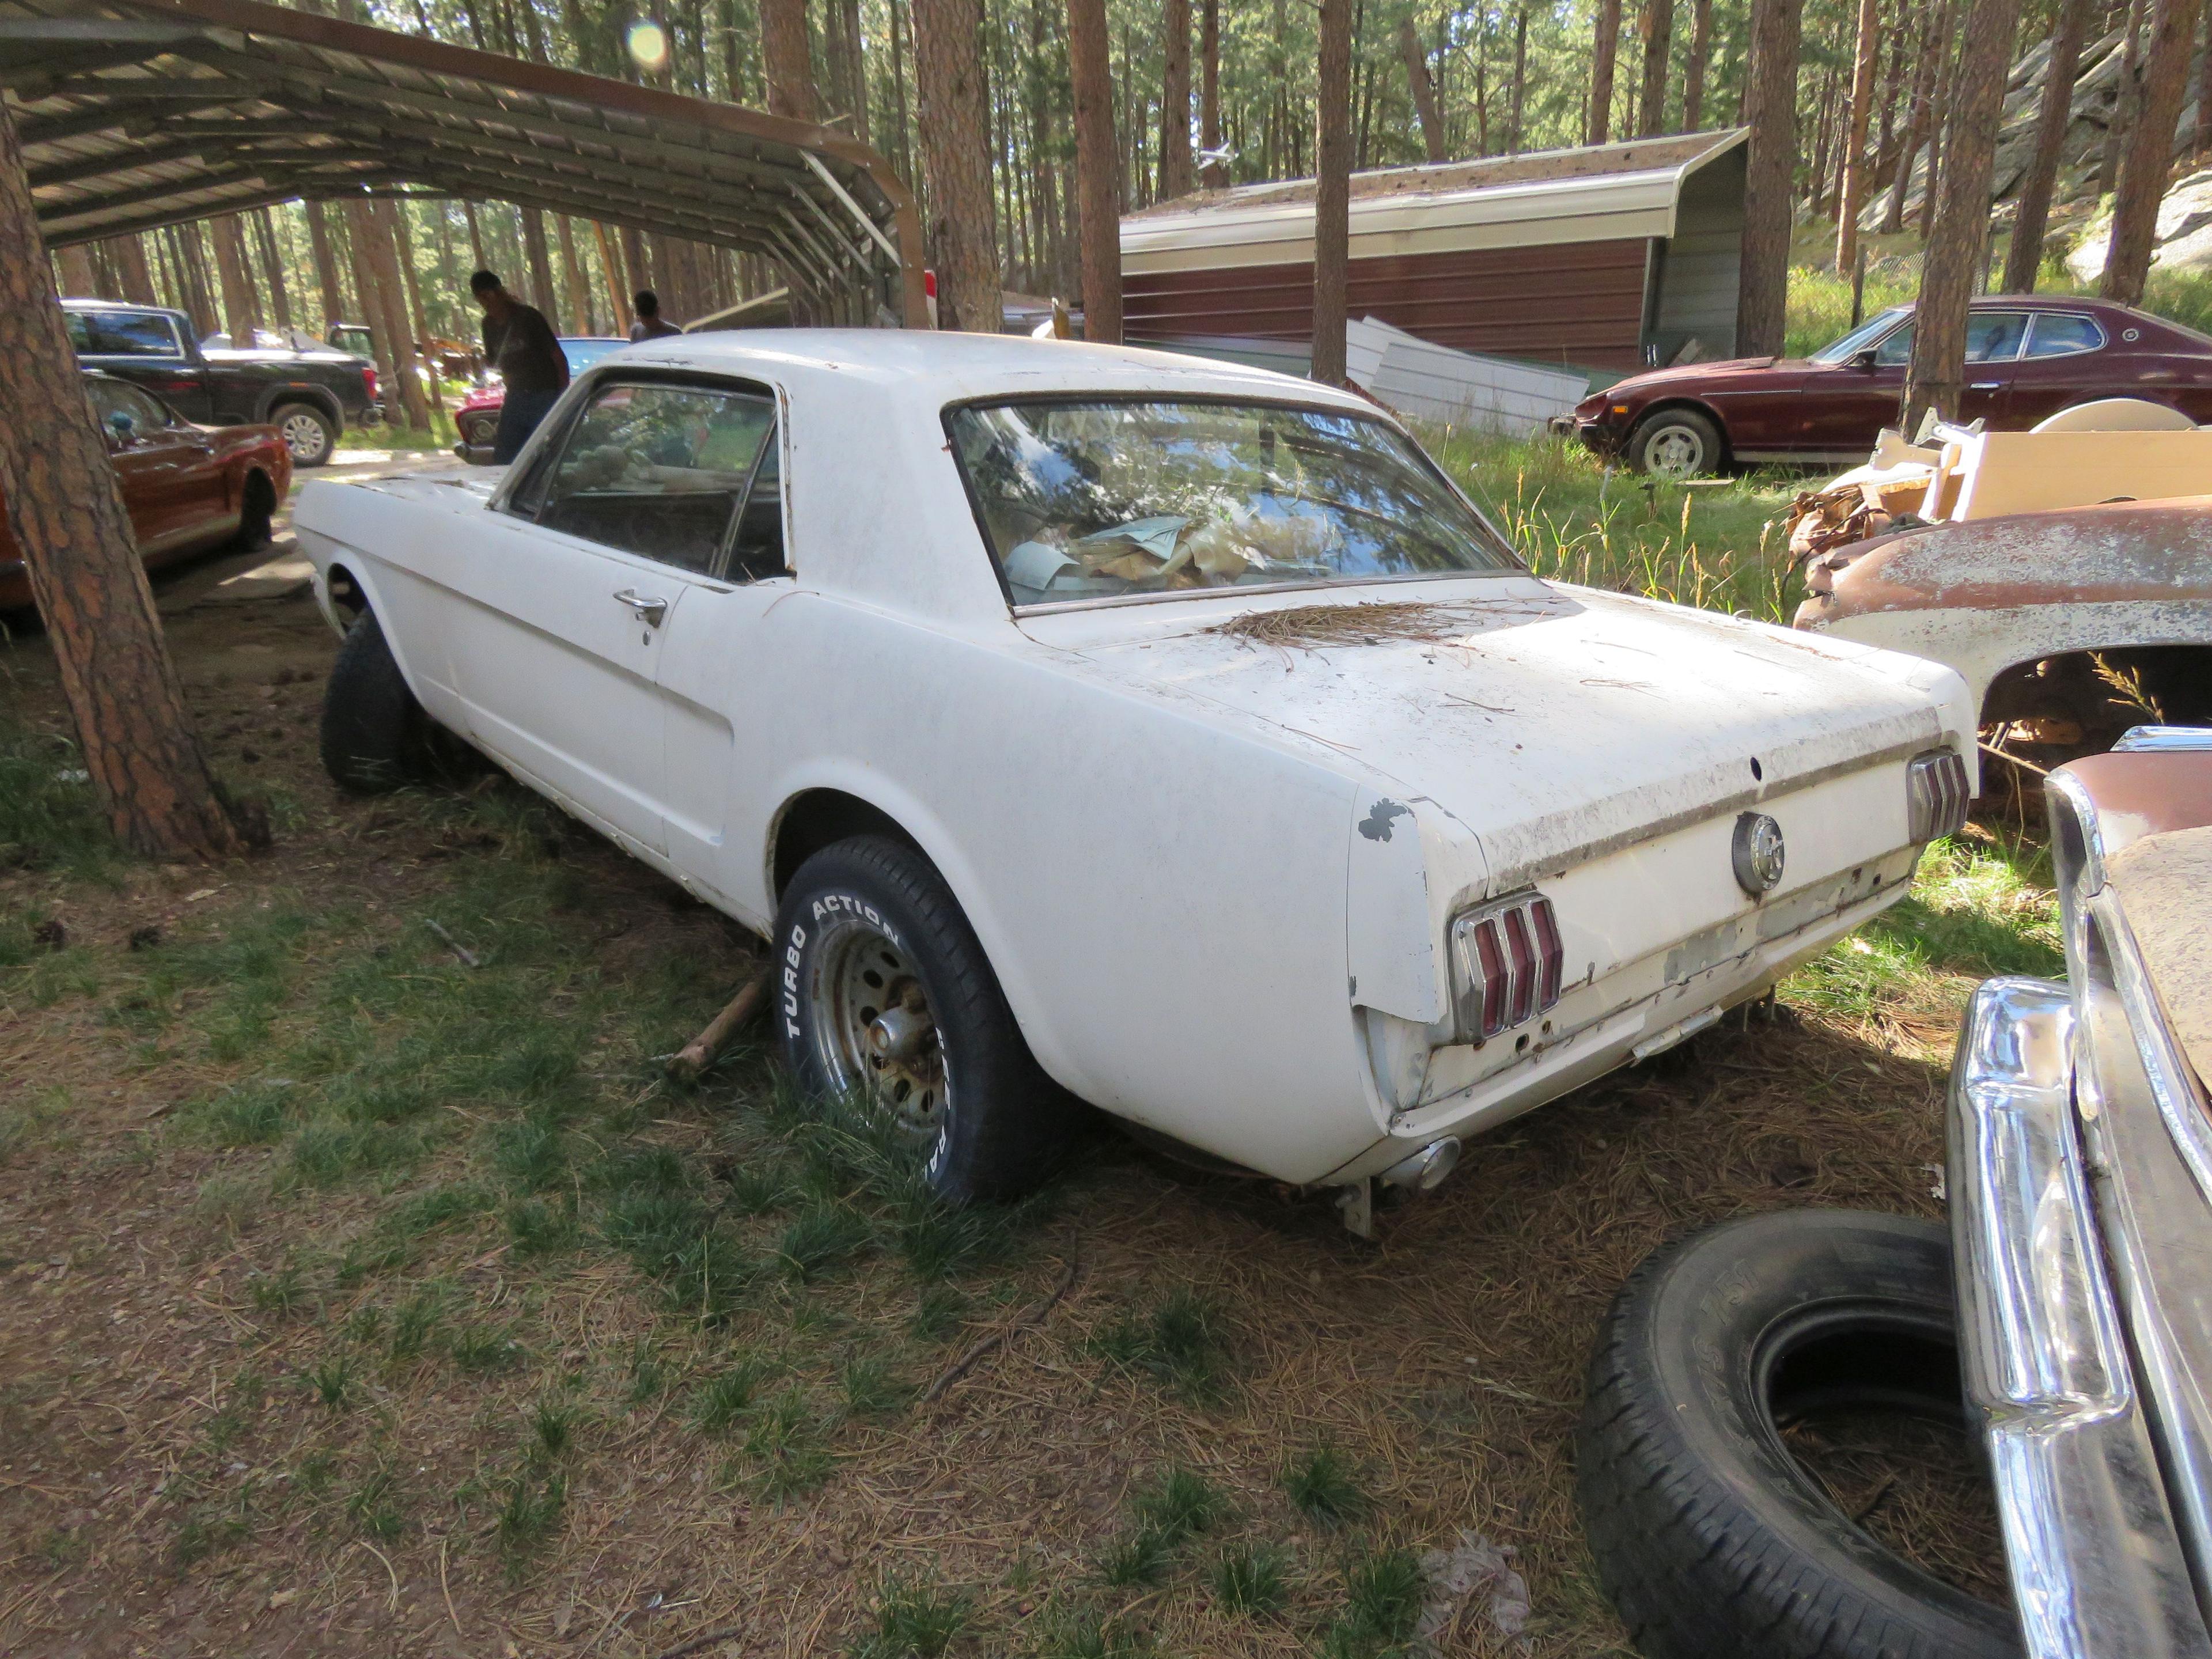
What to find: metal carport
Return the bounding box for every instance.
[0,0,927,325]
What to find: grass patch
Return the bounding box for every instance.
[1093,1290,1236,1405]
[0,711,119,881]
[1211,1543,1291,1616]
[740,1385,836,1504]
[692,1357,772,1435]
[850,1573,972,1658]
[494,1466,566,1570]
[1282,1445,1367,1528]
[1321,1546,1426,1656]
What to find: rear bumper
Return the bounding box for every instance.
[1948,976,2211,1659]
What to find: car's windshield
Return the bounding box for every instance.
[1808,307,1908,365]
[947,399,1521,607]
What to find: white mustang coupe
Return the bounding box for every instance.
[297,331,1974,1228]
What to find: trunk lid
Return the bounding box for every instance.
[1018,580,1947,889]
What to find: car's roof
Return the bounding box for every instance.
[605,327,1377,411]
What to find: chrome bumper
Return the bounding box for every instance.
[1948,976,2212,1659]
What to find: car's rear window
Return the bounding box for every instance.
[946,398,1521,608]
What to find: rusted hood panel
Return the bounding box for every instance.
[1815,498,2212,617]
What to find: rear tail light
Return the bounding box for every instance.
[1906,747,1971,842]
[1448,891,1563,1041]
[362,366,377,403]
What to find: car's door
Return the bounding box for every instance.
[650,397,789,919]
[84,378,205,555]
[1999,310,2116,427]
[441,376,770,858]
[69,309,211,419]
[1955,310,2029,426]
[1794,319,1914,452]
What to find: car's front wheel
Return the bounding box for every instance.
[774,836,1071,1203]
[274,402,336,468]
[1628,407,1724,479]
[320,609,431,794]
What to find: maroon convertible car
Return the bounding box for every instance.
[1572,295,2212,477]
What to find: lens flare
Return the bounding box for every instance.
[626,20,668,71]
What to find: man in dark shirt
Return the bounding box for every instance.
[471,269,569,464]
[628,290,683,341]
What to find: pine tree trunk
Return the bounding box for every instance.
[1510,5,1528,148]
[387,204,443,418]
[55,242,95,297]
[1681,0,1713,126]
[1880,0,1940,232]
[1399,16,1448,160]
[1066,0,1122,340]
[1636,0,1674,136]
[842,0,872,143]
[2198,0,2212,153]
[209,214,262,349]
[109,233,158,306]
[555,215,592,332]
[1737,0,1804,355]
[1201,0,1225,183]
[1589,0,1624,143]
[1904,0,2023,429]
[890,0,915,184]
[913,0,1003,330]
[0,103,252,862]
[252,208,293,333]
[592,220,634,332]
[1312,0,1353,382]
[2103,0,2202,299]
[1835,0,1881,271]
[2100,0,2144,194]
[519,206,558,316]
[2004,0,2092,288]
[762,0,818,120]
[1161,0,1195,194]
[306,202,347,331]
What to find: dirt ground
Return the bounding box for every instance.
[0,518,2009,1658]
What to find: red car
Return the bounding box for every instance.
[1571,296,2212,477]
[0,372,293,611]
[452,336,628,463]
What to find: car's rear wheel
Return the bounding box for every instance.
[1577,1209,2020,1659]
[230,470,276,552]
[1628,407,1724,479]
[320,609,431,794]
[774,836,1073,1203]
[275,402,336,468]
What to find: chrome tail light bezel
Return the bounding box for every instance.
[1448,891,1563,1043]
[1907,746,1972,843]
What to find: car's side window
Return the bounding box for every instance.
[1964,313,2028,363]
[1873,323,1914,366]
[2024,313,2105,359]
[80,310,183,358]
[725,429,788,582]
[531,381,778,578]
[85,378,169,437]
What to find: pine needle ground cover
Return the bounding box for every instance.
[0,454,2052,1654]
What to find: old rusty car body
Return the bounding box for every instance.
[1571,296,2212,478]
[1796,499,2212,786]
[300,331,1978,1225]
[0,371,293,612]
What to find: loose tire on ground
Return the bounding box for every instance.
[774,835,1073,1203]
[274,402,336,468]
[1575,1209,2021,1659]
[319,609,429,794]
[1627,407,1724,478]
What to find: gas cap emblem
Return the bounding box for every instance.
[1732,812,1786,896]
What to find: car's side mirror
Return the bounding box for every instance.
[1850,349,1880,371]
[107,409,136,444]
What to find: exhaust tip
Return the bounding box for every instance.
[1380,1137,1462,1194]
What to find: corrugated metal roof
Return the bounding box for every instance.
[0,0,925,323]
[1122,128,1747,275]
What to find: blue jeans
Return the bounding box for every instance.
[493,388,562,464]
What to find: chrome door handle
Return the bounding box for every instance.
[613,589,668,626]
[1969,381,2003,391]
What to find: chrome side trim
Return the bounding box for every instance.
[1949,977,2212,1659]
[2112,726,2212,754]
